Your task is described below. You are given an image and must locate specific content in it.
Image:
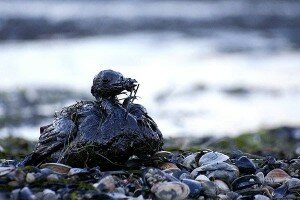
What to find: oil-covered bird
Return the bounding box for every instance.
[21,70,163,169]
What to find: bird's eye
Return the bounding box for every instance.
[102,79,109,83]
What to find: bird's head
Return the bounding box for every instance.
[91,69,137,99]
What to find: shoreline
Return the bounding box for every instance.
[0,126,299,199]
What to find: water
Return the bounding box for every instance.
[0,0,299,140]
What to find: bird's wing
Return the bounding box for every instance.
[21,102,93,165]
[34,116,77,157]
[128,103,159,133]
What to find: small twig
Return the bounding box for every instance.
[131,84,139,103]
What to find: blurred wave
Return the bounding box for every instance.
[0,0,299,51]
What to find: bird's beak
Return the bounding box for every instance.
[124,78,138,92]
[110,77,137,91]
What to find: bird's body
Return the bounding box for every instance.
[21,70,163,169]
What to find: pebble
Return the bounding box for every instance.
[265,168,291,186]
[42,189,57,200]
[40,163,71,175]
[0,149,299,199]
[151,181,190,200]
[182,178,203,198]
[198,151,229,166]
[235,156,257,174]
[46,174,59,182]
[26,173,35,183]
[94,175,115,192]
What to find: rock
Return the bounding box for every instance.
[11,189,21,200]
[288,159,300,177]
[200,180,219,198]
[198,152,229,166]
[182,179,203,198]
[195,175,210,182]
[94,175,115,193]
[214,180,230,194]
[197,162,239,183]
[235,156,256,174]
[256,172,265,185]
[20,187,35,200]
[46,174,59,182]
[0,166,15,176]
[40,163,71,175]
[143,168,178,187]
[286,178,300,193]
[42,189,57,200]
[68,168,89,176]
[40,168,53,176]
[151,182,190,200]
[25,173,35,183]
[232,175,262,191]
[254,194,270,200]
[265,168,291,187]
[182,153,198,169]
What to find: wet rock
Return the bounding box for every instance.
[40,163,71,175]
[235,156,256,174]
[165,169,186,180]
[182,179,203,198]
[288,159,300,177]
[286,178,300,193]
[0,166,15,176]
[143,167,178,187]
[11,189,21,200]
[263,157,284,173]
[25,172,35,183]
[256,172,265,185]
[151,181,190,200]
[218,194,231,200]
[195,174,210,182]
[232,175,262,191]
[226,191,240,199]
[177,171,192,180]
[198,162,239,183]
[200,180,219,198]
[254,194,270,200]
[94,175,115,193]
[152,151,174,161]
[159,162,179,171]
[236,188,270,198]
[20,187,35,200]
[198,151,229,166]
[273,183,288,198]
[46,174,59,182]
[261,186,274,199]
[182,153,199,169]
[214,179,230,194]
[7,169,26,186]
[67,168,91,181]
[265,168,291,187]
[42,189,57,200]
[40,168,53,176]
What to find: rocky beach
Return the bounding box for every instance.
[0,126,300,199]
[0,0,300,199]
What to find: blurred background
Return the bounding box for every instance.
[0,0,300,141]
